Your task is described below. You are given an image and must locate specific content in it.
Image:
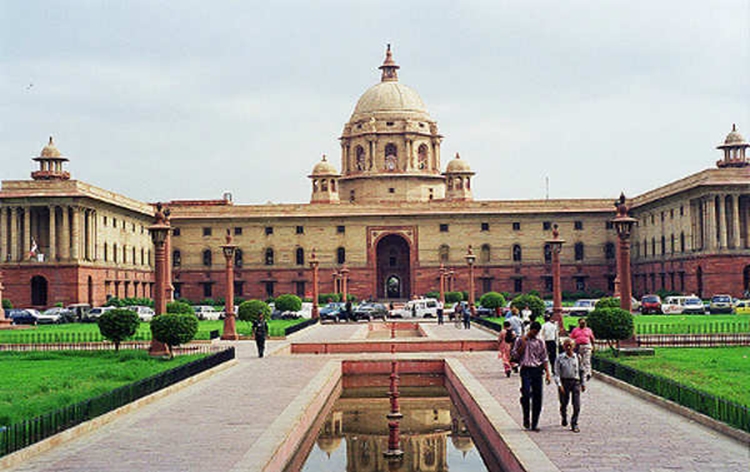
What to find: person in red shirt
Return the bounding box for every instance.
[569,318,595,380]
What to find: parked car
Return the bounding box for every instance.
[86,306,114,322]
[67,303,92,322]
[640,295,662,314]
[37,307,74,324]
[351,302,388,321]
[394,298,439,318]
[564,299,599,317]
[319,302,345,322]
[127,305,155,322]
[8,309,39,325]
[663,296,705,315]
[709,294,734,314]
[734,300,750,315]
[193,305,222,320]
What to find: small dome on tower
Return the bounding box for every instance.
[40,136,62,158]
[311,155,339,176]
[445,153,472,173]
[723,124,747,145]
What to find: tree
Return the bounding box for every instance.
[510,294,545,319]
[318,293,340,304]
[445,291,464,304]
[595,297,620,310]
[237,299,271,325]
[587,307,634,352]
[150,314,199,358]
[275,294,302,313]
[479,292,506,310]
[167,300,194,315]
[2,299,12,310]
[98,308,140,352]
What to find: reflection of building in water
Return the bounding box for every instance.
[450,405,475,458]
[316,397,459,472]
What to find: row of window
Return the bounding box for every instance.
[641,206,685,227]
[637,233,687,258]
[173,247,348,268]
[440,220,591,233]
[179,225,348,238]
[102,215,146,234]
[439,242,615,263]
[102,243,151,266]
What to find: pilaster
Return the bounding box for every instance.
[9,207,18,261]
[718,195,728,249]
[71,206,80,260]
[0,207,6,262]
[731,194,741,249]
[23,207,31,261]
[61,205,70,260]
[48,205,57,261]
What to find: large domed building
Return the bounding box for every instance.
[1,46,749,308]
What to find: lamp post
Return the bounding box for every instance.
[464,246,476,306]
[148,203,171,357]
[220,229,239,340]
[438,263,446,305]
[309,248,320,319]
[340,265,350,303]
[0,271,10,326]
[612,193,637,314]
[546,224,565,333]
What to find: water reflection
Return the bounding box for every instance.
[297,387,488,472]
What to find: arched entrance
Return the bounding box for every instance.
[743,265,750,296]
[376,234,411,300]
[31,275,48,306]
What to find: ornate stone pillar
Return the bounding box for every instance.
[731,194,741,249]
[0,207,7,262]
[705,196,716,251]
[9,207,18,261]
[23,207,31,261]
[48,205,57,261]
[718,195,728,249]
[71,206,80,260]
[61,205,70,260]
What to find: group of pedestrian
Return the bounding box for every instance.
[498,307,596,433]
[449,302,474,329]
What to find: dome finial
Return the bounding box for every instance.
[379,44,400,82]
[48,136,54,146]
[455,152,461,159]
[322,154,327,162]
[733,123,737,131]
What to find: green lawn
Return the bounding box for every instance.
[0,319,307,343]
[597,347,750,408]
[0,350,206,426]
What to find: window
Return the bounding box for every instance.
[417,144,428,169]
[680,206,684,217]
[388,188,395,194]
[574,276,586,291]
[349,190,355,202]
[512,222,521,231]
[265,248,274,266]
[651,238,656,256]
[670,209,674,219]
[543,221,551,231]
[202,282,213,298]
[355,146,366,171]
[544,276,553,292]
[514,279,523,293]
[173,228,181,236]
[439,244,450,263]
[202,249,212,266]
[234,227,242,235]
[234,281,244,297]
[265,226,273,235]
[296,226,304,234]
[544,243,552,263]
[113,218,117,228]
[481,222,489,232]
[482,278,492,294]
[337,247,346,264]
[122,245,127,263]
[680,232,686,253]
[439,224,449,232]
[132,247,136,264]
[296,247,304,265]
[574,221,583,230]
[103,216,108,225]
[203,227,212,237]
[104,243,108,262]
[604,242,616,260]
[265,281,275,298]
[574,242,584,261]
[512,244,522,262]
[235,249,243,268]
[670,234,675,254]
[480,244,490,263]
[605,221,614,230]
[661,212,665,222]
[113,244,118,263]
[607,275,616,292]
[384,143,397,170]
[295,281,306,298]
[661,236,666,255]
[337,225,345,234]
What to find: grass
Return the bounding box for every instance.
[0,319,307,343]
[597,347,750,408]
[0,350,206,426]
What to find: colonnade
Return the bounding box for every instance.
[691,193,749,251]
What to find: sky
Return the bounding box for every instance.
[1,1,749,205]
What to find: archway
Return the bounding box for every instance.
[743,265,750,296]
[376,234,411,300]
[696,266,703,298]
[31,275,48,306]
[88,276,94,306]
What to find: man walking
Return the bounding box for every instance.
[554,338,586,432]
[540,314,559,373]
[512,321,551,431]
[252,312,269,358]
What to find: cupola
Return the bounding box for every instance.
[32,137,71,180]
[443,153,475,201]
[309,155,340,204]
[716,124,749,168]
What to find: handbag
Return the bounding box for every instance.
[510,337,526,364]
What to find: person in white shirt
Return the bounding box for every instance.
[521,305,532,323]
[540,314,559,373]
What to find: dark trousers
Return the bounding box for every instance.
[255,336,266,358]
[437,309,444,325]
[558,378,581,427]
[520,366,544,428]
[545,341,558,373]
[463,314,471,329]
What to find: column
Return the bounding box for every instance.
[0,207,7,262]
[23,207,31,261]
[48,205,57,261]
[61,206,70,260]
[731,194,741,249]
[9,207,18,261]
[718,195,728,249]
[71,206,80,260]
[705,196,716,251]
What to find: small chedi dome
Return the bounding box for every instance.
[40,136,62,158]
[716,124,749,168]
[723,124,747,145]
[32,136,71,181]
[445,153,472,173]
[311,155,339,176]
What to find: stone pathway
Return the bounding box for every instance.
[6,322,748,472]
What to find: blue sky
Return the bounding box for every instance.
[1,1,748,204]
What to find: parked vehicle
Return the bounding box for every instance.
[709,294,734,314]
[193,305,222,320]
[67,303,92,322]
[662,296,705,315]
[8,309,39,325]
[86,306,114,322]
[640,295,662,314]
[734,300,750,315]
[127,306,155,322]
[564,299,599,317]
[352,302,388,321]
[37,307,74,324]
[394,298,439,318]
[319,302,345,322]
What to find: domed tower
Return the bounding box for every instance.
[338,45,446,203]
[31,137,70,180]
[309,155,340,204]
[716,124,749,168]
[443,153,475,201]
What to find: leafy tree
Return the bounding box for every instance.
[98,308,140,352]
[238,299,271,325]
[275,294,302,312]
[199,298,216,306]
[425,291,440,300]
[595,297,620,310]
[479,292,506,310]
[587,307,634,352]
[3,299,13,310]
[150,313,199,358]
[510,294,545,319]
[445,291,464,304]
[167,301,193,315]
[527,290,541,299]
[104,297,126,308]
[318,293,340,304]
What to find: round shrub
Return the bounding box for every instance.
[167,300,194,315]
[2,299,12,310]
[318,293,340,304]
[237,299,271,324]
[510,294,545,319]
[98,308,140,352]
[274,294,302,313]
[445,291,464,304]
[479,292,506,310]
[595,297,620,310]
[150,314,199,354]
[587,307,634,349]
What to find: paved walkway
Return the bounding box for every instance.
[6,321,749,472]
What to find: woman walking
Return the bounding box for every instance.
[569,318,595,380]
[498,320,517,377]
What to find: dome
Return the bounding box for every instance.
[445,153,472,173]
[311,155,339,176]
[724,124,746,145]
[351,81,430,120]
[316,437,342,454]
[40,136,62,158]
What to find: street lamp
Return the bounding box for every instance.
[611,193,637,315]
[221,229,239,340]
[464,246,476,305]
[546,224,565,333]
[148,203,171,357]
[438,263,446,305]
[309,248,320,319]
[340,265,350,303]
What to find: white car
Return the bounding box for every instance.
[128,306,155,322]
[563,299,599,317]
[663,296,705,315]
[86,306,114,321]
[193,305,222,320]
[395,298,439,318]
[37,307,72,324]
